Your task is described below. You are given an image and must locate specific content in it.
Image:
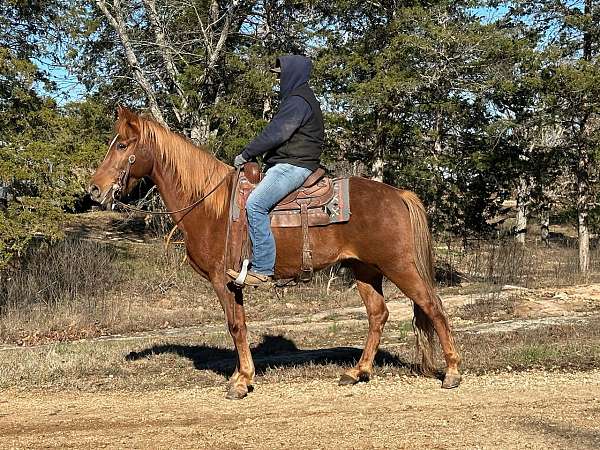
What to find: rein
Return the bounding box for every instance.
[111,152,233,220]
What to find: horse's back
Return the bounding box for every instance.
[347,176,417,217]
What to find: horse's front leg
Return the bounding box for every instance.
[212,277,255,400]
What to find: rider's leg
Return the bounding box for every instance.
[246,163,312,276]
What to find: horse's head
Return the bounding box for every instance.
[88,107,155,207]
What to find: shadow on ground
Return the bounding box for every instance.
[125,334,420,378]
[521,417,600,448]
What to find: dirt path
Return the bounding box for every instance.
[2,371,599,449]
[3,281,599,353]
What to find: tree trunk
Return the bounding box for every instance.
[577,144,591,274]
[95,0,167,127]
[578,209,590,274]
[540,206,550,245]
[372,115,385,182]
[191,117,211,145]
[263,95,272,120]
[577,0,593,274]
[515,178,528,244]
[142,0,188,125]
[371,152,384,182]
[577,178,590,274]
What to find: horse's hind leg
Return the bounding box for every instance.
[339,261,388,385]
[386,266,461,388]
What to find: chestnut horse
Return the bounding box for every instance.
[89,107,461,399]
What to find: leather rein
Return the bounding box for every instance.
[108,134,234,219]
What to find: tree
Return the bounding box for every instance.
[508,0,600,271]
[314,1,526,234]
[0,0,112,267]
[68,0,321,160]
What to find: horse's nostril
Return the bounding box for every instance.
[88,184,101,200]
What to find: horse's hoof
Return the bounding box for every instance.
[442,373,462,389]
[338,373,359,386]
[225,384,248,400]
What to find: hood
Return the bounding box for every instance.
[277,55,312,99]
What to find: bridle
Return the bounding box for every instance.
[104,134,234,220]
[112,153,137,202]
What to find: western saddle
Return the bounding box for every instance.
[227,162,350,283]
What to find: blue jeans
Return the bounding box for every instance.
[246,163,312,276]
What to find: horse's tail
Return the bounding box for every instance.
[399,190,447,375]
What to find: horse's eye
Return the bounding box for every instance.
[117,143,127,150]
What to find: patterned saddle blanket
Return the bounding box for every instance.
[232,163,350,228]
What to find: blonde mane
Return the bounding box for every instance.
[119,117,231,217]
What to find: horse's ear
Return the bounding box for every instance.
[117,105,135,120]
[116,106,140,136]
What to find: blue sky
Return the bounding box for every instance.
[36,56,86,105]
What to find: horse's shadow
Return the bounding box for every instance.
[125,334,418,378]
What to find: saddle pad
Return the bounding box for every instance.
[270,178,351,228]
[233,176,351,228]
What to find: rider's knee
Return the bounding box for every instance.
[246,195,268,214]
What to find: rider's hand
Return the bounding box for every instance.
[234,153,247,169]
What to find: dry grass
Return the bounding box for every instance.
[0,239,121,344]
[455,294,519,322]
[0,239,214,344]
[2,212,600,387]
[1,315,599,392]
[438,235,600,289]
[1,238,118,311]
[0,238,597,346]
[457,318,600,374]
[0,236,364,344]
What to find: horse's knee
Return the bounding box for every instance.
[227,320,246,337]
[368,306,389,329]
[368,303,390,327]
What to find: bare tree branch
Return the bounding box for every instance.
[141,0,188,124]
[95,0,167,127]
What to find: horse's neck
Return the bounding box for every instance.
[149,165,188,220]
[149,151,229,226]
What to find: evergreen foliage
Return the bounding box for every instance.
[1,0,599,269]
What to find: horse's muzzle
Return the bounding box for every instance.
[88,184,102,203]
[88,184,117,207]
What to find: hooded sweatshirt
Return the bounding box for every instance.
[241,55,325,171]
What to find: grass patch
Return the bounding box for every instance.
[455,293,519,322]
[457,319,600,374]
[511,344,564,366]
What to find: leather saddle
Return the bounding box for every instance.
[242,162,334,214]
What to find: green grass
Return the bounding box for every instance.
[508,342,600,369]
[512,344,563,366]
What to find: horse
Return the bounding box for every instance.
[88,106,461,399]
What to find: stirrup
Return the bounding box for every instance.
[232,259,250,287]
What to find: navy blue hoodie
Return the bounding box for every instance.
[241,55,324,170]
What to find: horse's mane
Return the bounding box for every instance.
[118,116,231,217]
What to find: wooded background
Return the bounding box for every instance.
[1,0,599,272]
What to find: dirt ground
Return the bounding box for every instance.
[1,283,600,448]
[3,219,600,449]
[2,370,599,449]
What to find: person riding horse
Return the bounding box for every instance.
[227,55,325,287]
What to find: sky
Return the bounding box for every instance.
[36,56,86,105]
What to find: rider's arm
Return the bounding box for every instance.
[241,96,311,160]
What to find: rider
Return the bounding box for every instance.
[227,55,325,287]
